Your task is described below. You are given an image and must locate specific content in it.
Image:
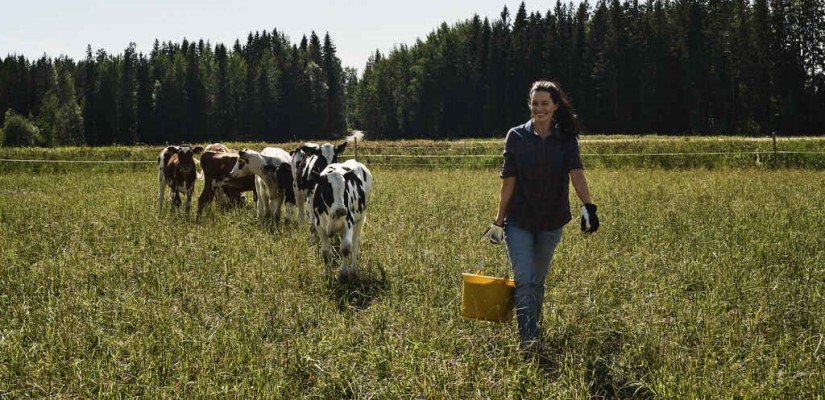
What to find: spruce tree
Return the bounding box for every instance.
[136,54,153,143]
[322,32,346,136]
[119,43,137,144]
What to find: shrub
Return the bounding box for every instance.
[3,109,43,146]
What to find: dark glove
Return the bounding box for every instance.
[480,222,505,244]
[581,203,599,233]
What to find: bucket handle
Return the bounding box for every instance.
[475,236,513,282]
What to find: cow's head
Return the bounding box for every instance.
[299,143,320,155]
[174,144,203,175]
[230,149,254,178]
[290,146,309,170]
[302,142,347,166]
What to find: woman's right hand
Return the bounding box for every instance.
[480,221,505,244]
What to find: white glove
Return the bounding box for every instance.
[480,222,505,244]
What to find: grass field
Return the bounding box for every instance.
[1,141,823,398]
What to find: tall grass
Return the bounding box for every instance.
[1,135,824,171]
[0,146,823,397]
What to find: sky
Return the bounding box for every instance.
[0,0,552,74]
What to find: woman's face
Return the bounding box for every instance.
[529,90,558,124]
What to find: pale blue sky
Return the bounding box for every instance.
[0,0,551,72]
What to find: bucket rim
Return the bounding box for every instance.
[462,272,515,287]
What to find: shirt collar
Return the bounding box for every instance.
[525,119,558,140]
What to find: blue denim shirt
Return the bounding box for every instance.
[500,120,583,232]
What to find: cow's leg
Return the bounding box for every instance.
[197,180,213,219]
[225,188,243,207]
[283,196,294,225]
[281,184,294,224]
[273,192,283,226]
[184,188,193,216]
[309,212,319,244]
[317,229,334,274]
[210,179,224,206]
[294,185,305,224]
[308,190,318,240]
[266,188,279,226]
[255,179,269,221]
[350,216,366,276]
[305,187,315,221]
[218,187,230,205]
[158,171,166,213]
[340,224,354,277]
[171,190,181,213]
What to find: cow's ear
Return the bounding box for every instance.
[192,146,203,154]
[164,146,178,154]
[239,150,247,158]
[301,145,319,155]
[335,142,348,154]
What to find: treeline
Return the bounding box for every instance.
[0,30,350,146]
[354,0,825,137]
[1,0,824,146]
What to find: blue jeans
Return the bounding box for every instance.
[504,223,563,346]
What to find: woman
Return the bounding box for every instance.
[481,80,600,352]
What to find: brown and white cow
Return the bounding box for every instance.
[311,159,372,277]
[158,144,203,216]
[197,143,256,218]
[204,143,230,153]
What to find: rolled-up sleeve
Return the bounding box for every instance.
[564,137,584,171]
[500,131,517,178]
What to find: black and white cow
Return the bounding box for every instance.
[229,147,295,225]
[158,144,203,216]
[311,159,372,277]
[292,142,348,224]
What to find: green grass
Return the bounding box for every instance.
[0,144,823,398]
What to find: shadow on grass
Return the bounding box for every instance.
[584,357,654,399]
[535,330,654,399]
[325,261,388,313]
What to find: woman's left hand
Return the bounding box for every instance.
[581,203,600,233]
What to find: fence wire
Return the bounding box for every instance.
[0,158,156,164]
[0,150,822,165]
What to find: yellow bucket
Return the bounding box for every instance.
[461,273,515,322]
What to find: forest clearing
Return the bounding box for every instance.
[1,137,823,397]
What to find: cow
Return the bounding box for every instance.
[204,143,230,153]
[290,146,312,224]
[310,159,372,277]
[292,142,348,224]
[158,144,204,216]
[197,143,256,218]
[230,147,295,226]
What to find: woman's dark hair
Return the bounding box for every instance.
[529,80,580,139]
